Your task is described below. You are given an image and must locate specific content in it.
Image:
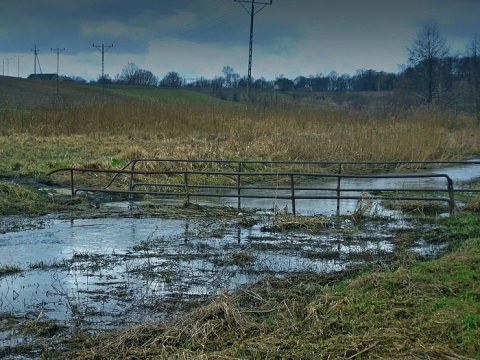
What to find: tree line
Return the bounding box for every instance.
[81,23,479,119]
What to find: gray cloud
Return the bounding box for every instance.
[1,0,479,80]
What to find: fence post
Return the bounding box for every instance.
[128,159,138,201]
[446,175,455,214]
[290,174,296,216]
[336,163,342,215]
[237,161,242,210]
[184,171,190,204]
[70,169,75,197]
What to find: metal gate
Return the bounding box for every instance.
[47,159,480,215]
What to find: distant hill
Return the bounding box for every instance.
[0,75,393,111]
[0,76,124,109]
[0,76,228,109]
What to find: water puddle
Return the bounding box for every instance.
[0,213,437,342]
[0,161,479,349]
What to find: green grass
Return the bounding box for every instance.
[0,181,88,215]
[107,87,231,107]
[443,213,480,237]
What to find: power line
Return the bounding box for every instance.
[14,55,23,78]
[51,48,65,75]
[160,4,244,43]
[51,47,65,95]
[31,44,42,74]
[176,8,244,41]
[93,43,113,81]
[3,57,11,76]
[162,3,229,37]
[234,0,273,103]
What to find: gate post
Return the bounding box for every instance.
[446,176,455,214]
[237,161,242,210]
[290,174,296,216]
[70,169,75,197]
[336,163,342,215]
[128,159,138,201]
[184,171,190,204]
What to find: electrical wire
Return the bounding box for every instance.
[159,4,246,42]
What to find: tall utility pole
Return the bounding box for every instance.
[14,55,23,78]
[93,43,113,82]
[31,44,42,75]
[234,0,273,103]
[4,58,11,76]
[51,47,65,95]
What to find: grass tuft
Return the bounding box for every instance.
[0,264,22,277]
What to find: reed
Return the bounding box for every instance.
[0,95,479,180]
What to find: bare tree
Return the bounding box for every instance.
[408,23,450,104]
[468,34,480,124]
[121,62,140,84]
[159,71,183,87]
[222,66,239,87]
[328,71,339,91]
[118,62,158,86]
[135,69,158,86]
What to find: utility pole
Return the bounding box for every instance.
[4,58,11,76]
[51,47,65,95]
[234,0,272,103]
[31,44,42,75]
[14,55,23,77]
[93,43,113,82]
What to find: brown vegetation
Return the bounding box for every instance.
[1,78,479,186]
[1,78,479,359]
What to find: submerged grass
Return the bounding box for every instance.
[38,214,480,359]
[0,264,22,277]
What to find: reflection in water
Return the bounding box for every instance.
[0,162,478,342]
[0,213,442,337]
[118,160,480,216]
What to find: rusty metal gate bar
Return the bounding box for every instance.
[124,158,479,215]
[45,164,477,215]
[46,159,480,215]
[127,170,455,211]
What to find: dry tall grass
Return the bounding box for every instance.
[1,97,479,178]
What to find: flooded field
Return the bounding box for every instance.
[0,211,442,348]
[0,161,479,356]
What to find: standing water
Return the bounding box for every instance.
[0,162,479,346]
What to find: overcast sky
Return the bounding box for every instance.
[0,0,479,82]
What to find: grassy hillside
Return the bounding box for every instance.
[107,86,230,106]
[0,76,247,114]
[0,76,116,108]
[0,75,397,111]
